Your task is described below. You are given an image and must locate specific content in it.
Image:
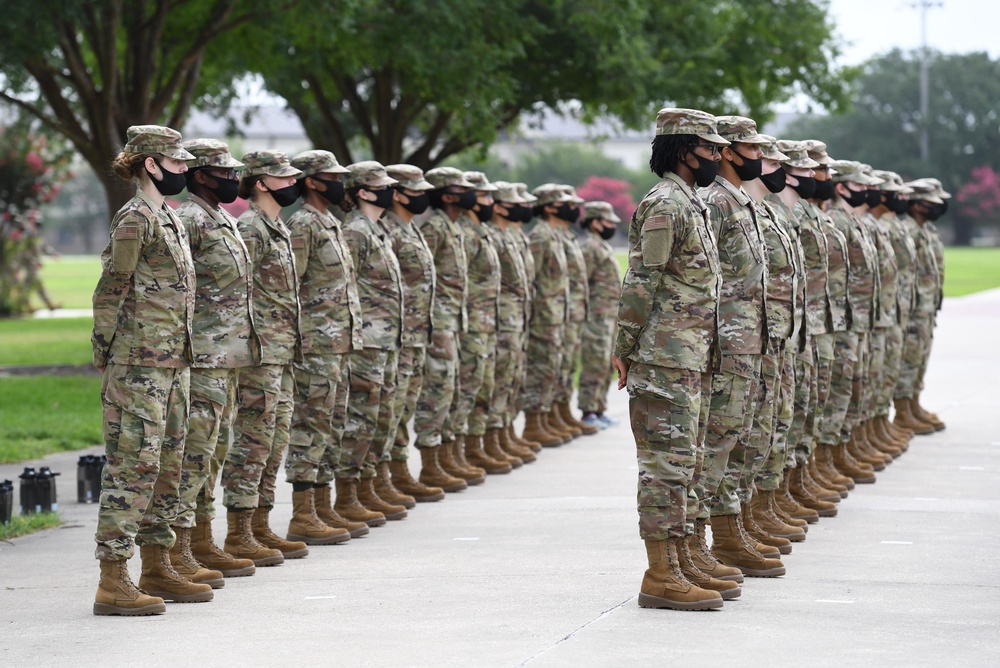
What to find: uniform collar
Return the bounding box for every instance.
[713,175,752,206]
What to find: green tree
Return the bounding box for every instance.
[786,49,1000,244]
[0,0,284,215]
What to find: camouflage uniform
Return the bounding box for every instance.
[92,126,196,561]
[222,151,303,510]
[507,183,537,423]
[556,224,590,410]
[175,142,257,529]
[578,201,622,416]
[617,109,725,540]
[865,205,897,422]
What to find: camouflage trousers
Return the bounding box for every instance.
[95,364,189,561]
[816,331,856,446]
[488,330,525,430]
[555,319,583,405]
[811,333,837,447]
[700,354,760,518]
[754,340,794,492]
[285,354,348,485]
[843,332,870,439]
[522,325,564,413]
[897,312,934,399]
[878,323,905,417]
[863,329,887,420]
[341,347,399,480]
[414,329,459,447]
[317,371,350,485]
[222,364,294,510]
[459,330,497,437]
[788,340,818,466]
[578,317,616,414]
[627,362,712,540]
[175,367,238,529]
[390,345,426,461]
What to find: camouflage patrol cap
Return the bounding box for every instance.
[917,177,951,200]
[241,150,303,178]
[654,108,730,145]
[182,138,243,169]
[759,135,789,161]
[464,171,499,192]
[291,149,350,176]
[716,116,770,145]
[345,161,398,190]
[873,170,911,193]
[385,164,434,191]
[124,125,195,160]
[492,181,528,204]
[583,200,621,224]
[559,185,585,205]
[775,140,820,169]
[830,160,882,185]
[801,140,834,166]
[532,183,574,206]
[905,179,944,204]
[515,182,537,203]
[425,166,476,189]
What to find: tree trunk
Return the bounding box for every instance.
[97,169,136,229]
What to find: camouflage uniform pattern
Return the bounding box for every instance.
[508,223,535,421]
[555,227,590,406]
[460,218,500,437]
[488,222,530,431]
[578,228,621,414]
[524,217,569,412]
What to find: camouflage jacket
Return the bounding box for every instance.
[494,225,530,333]
[510,225,536,323]
[462,219,501,333]
[342,210,403,350]
[816,207,850,332]
[579,232,621,321]
[790,200,832,337]
[866,213,899,328]
[92,189,195,368]
[561,228,590,323]
[912,221,941,316]
[766,195,808,349]
[615,172,721,372]
[700,176,768,355]
[528,219,570,336]
[926,222,945,311]
[888,213,918,321]
[756,200,800,342]
[238,201,300,365]
[828,207,879,332]
[418,208,468,333]
[176,195,257,369]
[287,203,363,362]
[384,210,435,347]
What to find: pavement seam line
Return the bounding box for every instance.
[517,596,633,666]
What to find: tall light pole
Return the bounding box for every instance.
[913,1,942,164]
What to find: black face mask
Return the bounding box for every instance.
[453,190,478,210]
[475,203,494,222]
[312,177,345,206]
[150,160,187,197]
[891,197,910,215]
[866,190,882,207]
[730,150,763,181]
[840,187,868,208]
[939,199,949,216]
[687,152,719,188]
[398,191,429,215]
[368,187,395,210]
[556,202,579,223]
[211,177,240,204]
[760,166,787,194]
[266,183,300,207]
[599,224,617,241]
[927,202,946,220]
[814,179,834,201]
[518,204,534,223]
[789,175,816,200]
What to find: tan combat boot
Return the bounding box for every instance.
[547,405,580,439]
[850,427,890,469]
[818,445,856,490]
[687,518,744,583]
[375,461,417,509]
[912,394,945,431]
[789,467,839,517]
[558,401,598,436]
[742,502,792,555]
[464,433,512,474]
[357,475,408,521]
[389,458,446,502]
[224,510,284,566]
[334,478,388,527]
[452,438,488,483]
[169,526,225,588]
[252,506,309,558]
[834,441,878,483]
[498,425,536,463]
[806,456,846,501]
[893,397,935,435]
[190,519,255,577]
[710,513,786,577]
[509,423,542,453]
[766,483,809,531]
[417,445,470,492]
[137,544,213,603]
[287,489,351,545]
[750,491,805,542]
[314,484,368,538]
[94,559,166,616]
[484,428,522,468]
[676,534,741,600]
[637,538,724,610]
[874,416,908,454]
[866,420,903,459]
[522,412,563,448]
[777,472,820,524]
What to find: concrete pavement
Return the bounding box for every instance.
[2,290,999,667]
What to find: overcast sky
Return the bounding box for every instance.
[828,0,994,64]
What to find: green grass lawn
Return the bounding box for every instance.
[33,255,101,310]
[0,317,94,366]
[0,375,103,464]
[0,511,63,541]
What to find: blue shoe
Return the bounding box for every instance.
[598,414,620,429]
[581,413,602,429]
